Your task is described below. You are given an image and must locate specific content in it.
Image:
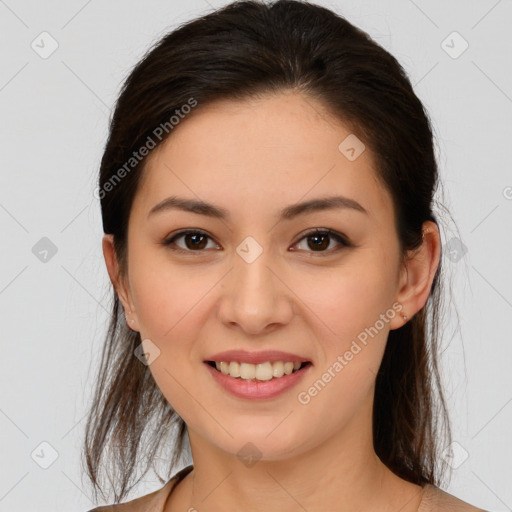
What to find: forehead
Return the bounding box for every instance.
[134,91,393,223]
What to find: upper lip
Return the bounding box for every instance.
[205,350,311,365]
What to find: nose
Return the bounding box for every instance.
[217,245,295,336]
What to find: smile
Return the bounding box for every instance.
[207,360,311,381]
[204,360,313,400]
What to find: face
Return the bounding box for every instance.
[109,91,419,462]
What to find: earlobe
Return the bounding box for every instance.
[390,221,441,330]
[102,234,139,331]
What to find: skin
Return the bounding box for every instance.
[103,90,441,512]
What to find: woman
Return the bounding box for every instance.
[84,1,488,510]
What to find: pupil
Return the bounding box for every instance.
[186,233,207,250]
[309,234,328,251]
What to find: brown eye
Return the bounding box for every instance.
[163,230,219,253]
[181,232,208,250]
[292,229,350,253]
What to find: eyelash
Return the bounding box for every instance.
[162,228,352,256]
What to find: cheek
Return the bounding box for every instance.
[292,271,394,431]
[129,265,212,414]
[129,252,216,340]
[291,255,397,402]
[297,258,396,338]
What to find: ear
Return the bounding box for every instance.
[390,220,441,330]
[102,234,140,332]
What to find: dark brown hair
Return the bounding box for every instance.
[84,0,452,503]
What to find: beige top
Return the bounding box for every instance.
[87,465,489,511]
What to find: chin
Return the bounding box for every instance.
[209,423,307,462]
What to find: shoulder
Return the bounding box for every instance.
[85,483,171,512]
[419,483,490,512]
[85,465,194,512]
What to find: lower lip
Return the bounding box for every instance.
[204,362,312,400]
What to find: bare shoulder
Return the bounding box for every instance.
[420,484,489,512]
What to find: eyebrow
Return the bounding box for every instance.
[147,194,368,221]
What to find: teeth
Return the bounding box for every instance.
[214,360,304,381]
[229,361,240,378]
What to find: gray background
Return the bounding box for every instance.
[0,0,511,510]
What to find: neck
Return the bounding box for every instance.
[168,402,423,512]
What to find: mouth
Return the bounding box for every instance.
[205,360,312,382]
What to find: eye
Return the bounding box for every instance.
[162,228,352,255]
[162,229,220,253]
[291,228,351,254]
